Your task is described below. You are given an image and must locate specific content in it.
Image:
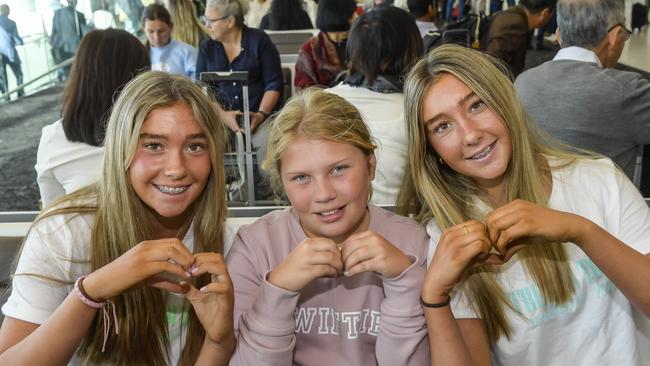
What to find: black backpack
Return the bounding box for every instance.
[423,13,493,51]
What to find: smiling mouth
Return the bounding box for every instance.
[468,141,496,160]
[318,208,341,216]
[154,184,189,194]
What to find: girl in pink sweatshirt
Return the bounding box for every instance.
[226,89,430,365]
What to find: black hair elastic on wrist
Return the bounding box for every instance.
[420,295,451,308]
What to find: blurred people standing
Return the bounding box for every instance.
[0,4,23,99]
[50,0,88,82]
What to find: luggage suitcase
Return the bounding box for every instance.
[200,71,257,206]
[632,2,648,32]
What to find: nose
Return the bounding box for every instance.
[460,119,482,146]
[164,150,187,180]
[313,177,336,203]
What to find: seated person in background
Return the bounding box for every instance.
[259,0,313,30]
[35,29,149,208]
[197,0,282,137]
[227,89,430,365]
[166,0,208,48]
[481,0,556,77]
[0,72,235,365]
[408,0,438,38]
[400,44,650,366]
[515,0,650,180]
[326,5,423,205]
[142,3,198,79]
[245,0,271,28]
[294,0,357,89]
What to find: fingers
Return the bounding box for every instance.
[304,238,344,275]
[190,253,234,289]
[143,238,194,270]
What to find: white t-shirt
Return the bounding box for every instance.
[325,84,407,206]
[426,158,650,366]
[2,210,236,365]
[35,120,104,208]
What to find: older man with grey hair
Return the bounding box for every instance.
[514,0,650,181]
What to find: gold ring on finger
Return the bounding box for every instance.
[463,225,469,235]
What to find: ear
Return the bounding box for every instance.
[555,28,562,46]
[367,152,377,182]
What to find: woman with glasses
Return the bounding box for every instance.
[197,0,283,136]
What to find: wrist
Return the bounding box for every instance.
[257,110,270,120]
[82,272,109,301]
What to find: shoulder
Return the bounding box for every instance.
[369,205,428,253]
[550,156,626,199]
[236,208,295,244]
[26,206,96,261]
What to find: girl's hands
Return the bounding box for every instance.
[340,230,412,279]
[184,253,235,348]
[485,199,587,257]
[83,238,194,301]
[423,221,495,302]
[424,200,589,301]
[268,232,414,292]
[267,238,344,292]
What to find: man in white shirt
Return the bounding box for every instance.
[514,0,650,181]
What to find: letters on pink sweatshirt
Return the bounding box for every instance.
[226,205,430,365]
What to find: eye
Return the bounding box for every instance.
[187,143,207,153]
[291,174,310,184]
[433,122,451,135]
[331,165,348,175]
[469,100,486,114]
[144,142,162,152]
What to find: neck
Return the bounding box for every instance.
[326,31,348,43]
[221,27,242,46]
[523,8,540,31]
[591,40,613,67]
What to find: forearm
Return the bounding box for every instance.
[576,219,650,316]
[194,336,235,366]
[376,261,429,365]
[424,307,478,366]
[0,292,97,365]
[257,90,280,114]
[229,278,298,365]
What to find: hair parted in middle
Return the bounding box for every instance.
[398,44,587,344]
[62,28,150,147]
[262,88,377,194]
[346,5,423,84]
[45,71,229,365]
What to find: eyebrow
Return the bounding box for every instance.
[283,158,350,176]
[139,133,207,140]
[423,91,477,126]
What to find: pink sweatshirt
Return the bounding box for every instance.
[226,205,430,365]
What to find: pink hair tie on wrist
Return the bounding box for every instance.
[74,276,120,352]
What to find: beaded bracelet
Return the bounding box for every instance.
[74,276,105,309]
[420,295,451,308]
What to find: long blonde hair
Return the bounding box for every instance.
[167,0,207,48]
[27,71,228,365]
[262,88,377,194]
[399,45,582,343]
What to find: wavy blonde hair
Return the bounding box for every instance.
[25,71,228,365]
[262,88,377,194]
[398,45,588,343]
